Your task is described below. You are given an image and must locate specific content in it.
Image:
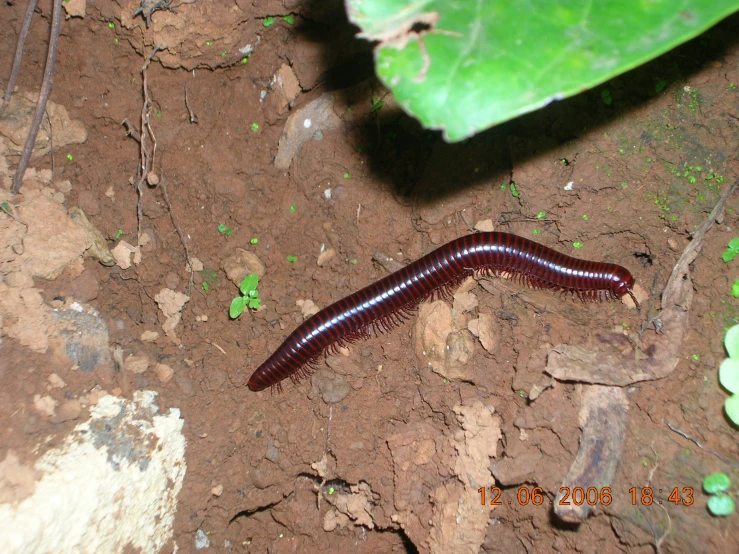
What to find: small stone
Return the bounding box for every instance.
[317,248,335,266]
[51,399,81,423]
[146,172,160,185]
[140,330,160,342]
[153,363,174,383]
[188,257,204,272]
[48,373,66,388]
[223,248,265,286]
[56,180,72,193]
[211,484,224,497]
[200,315,208,322]
[33,394,57,417]
[104,186,114,198]
[124,355,149,374]
[667,238,678,251]
[37,169,52,182]
[112,241,139,270]
[474,219,495,232]
[164,272,180,290]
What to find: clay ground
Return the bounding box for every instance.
[1,1,739,553]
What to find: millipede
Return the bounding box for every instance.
[247,232,638,392]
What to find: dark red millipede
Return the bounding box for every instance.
[247,232,638,392]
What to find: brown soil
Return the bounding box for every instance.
[1,1,739,553]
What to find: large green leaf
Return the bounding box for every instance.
[346,0,739,142]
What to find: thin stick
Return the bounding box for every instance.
[664,419,739,468]
[0,0,38,119]
[135,48,160,242]
[160,164,195,294]
[11,0,62,195]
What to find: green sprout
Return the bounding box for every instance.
[343,173,351,179]
[115,229,124,240]
[217,224,233,236]
[263,16,275,27]
[703,473,735,516]
[722,238,739,262]
[370,98,384,112]
[601,89,613,105]
[582,214,589,221]
[283,15,294,24]
[221,52,227,58]
[201,268,218,291]
[230,274,262,318]
[287,255,298,263]
[654,79,668,93]
[108,22,115,29]
[289,205,296,213]
[621,182,628,188]
[251,122,259,132]
[241,57,249,64]
[733,280,739,298]
[66,153,74,161]
[719,324,739,426]
[532,229,541,235]
[536,211,546,219]
[250,237,259,245]
[328,487,335,495]
[573,242,584,249]
[351,258,358,265]
[692,354,700,361]
[510,182,519,198]
[0,202,10,215]
[114,38,119,44]
[205,41,212,46]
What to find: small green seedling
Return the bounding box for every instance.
[601,89,613,105]
[510,182,519,198]
[582,214,589,221]
[201,268,218,291]
[733,280,739,298]
[343,173,351,179]
[115,229,124,240]
[536,211,546,219]
[573,242,583,249]
[263,16,275,26]
[241,57,249,64]
[0,202,10,215]
[720,324,739,426]
[532,229,541,235]
[66,153,74,161]
[250,237,259,245]
[722,238,739,262]
[703,473,735,516]
[202,282,210,291]
[108,22,115,29]
[283,15,294,24]
[230,274,261,318]
[205,41,212,46]
[287,255,298,263]
[289,205,297,213]
[251,122,259,132]
[655,79,668,93]
[217,224,233,236]
[370,97,384,112]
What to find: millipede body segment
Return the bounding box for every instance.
[247,232,637,392]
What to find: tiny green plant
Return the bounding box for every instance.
[573,242,583,249]
[108,22,115,29]
[510,182,519,198]
[654,79,668,93]
[250,237,259,245]
[600,89,613,105]
[205,41,212,46]
[251,122,259,132]
[289,205,297,213]
[582,214,589,221]
[733,280,739,298]
[703,473,735,516]
[230,274,261,318]
[532,229,541,235]
[720,324,739,426]
[283,15,294,24]
[115,229,124,240]
[722,238,739,262]
[343,173,351,179]
[287,255,298,263]
[536,211,546,219]
[66,153,74,161]
[370,97,384,112]
[217,224,233,236]
[263,16,275,27]
[241,57,249,64]
[201,268,218,291]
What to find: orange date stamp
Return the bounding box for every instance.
[478,486,695,507]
